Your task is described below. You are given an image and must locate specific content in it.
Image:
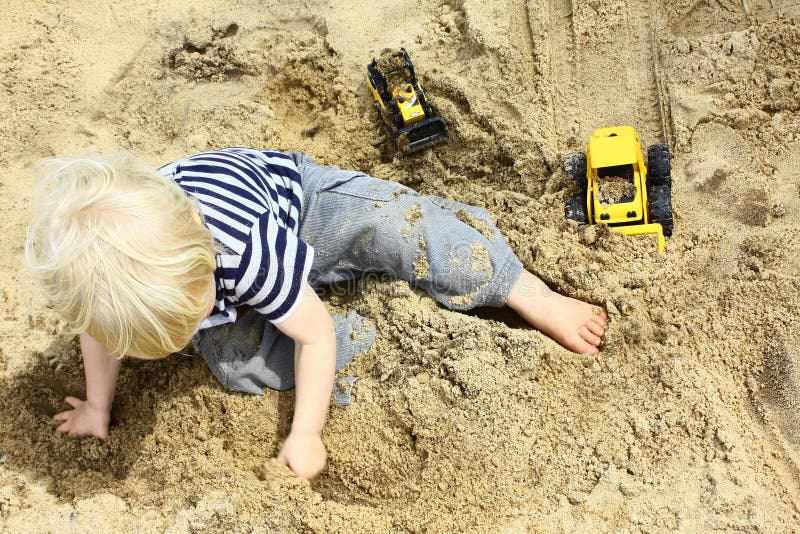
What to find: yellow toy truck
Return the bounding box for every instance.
[367,48,448,153]
[564,126,673,252]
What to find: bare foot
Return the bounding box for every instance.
[506,269,608,355]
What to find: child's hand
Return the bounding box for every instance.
[52,396,111,440]
[277,432,327,480]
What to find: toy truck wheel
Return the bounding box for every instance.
[565,194,589,225]
[563,152,588,191]
[648,184,674,237]
[647,144,671,187]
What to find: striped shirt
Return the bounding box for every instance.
[158,148,314,330]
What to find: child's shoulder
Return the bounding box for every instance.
[158,148,297,175]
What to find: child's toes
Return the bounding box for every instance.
[579,325,602,347]
[573,335,599,355]
[589,312,607,332]
[586,320,605,337]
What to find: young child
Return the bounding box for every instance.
[25,148,607,480]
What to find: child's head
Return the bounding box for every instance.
[25,151,217,360]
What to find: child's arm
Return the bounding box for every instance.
[273,283,336,480]
[52,332,120,440]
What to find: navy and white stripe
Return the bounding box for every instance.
[158,148,314,329]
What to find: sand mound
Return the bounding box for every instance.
[1,0,799,531]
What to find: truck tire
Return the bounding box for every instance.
[648,184,674,237]
[647,144,671,187]
[565,194,589,225]
[563,152,588,191]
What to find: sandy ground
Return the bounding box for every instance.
[2,0,800,531]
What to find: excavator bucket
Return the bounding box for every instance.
[398,114,448,153]
[610,223,666,252]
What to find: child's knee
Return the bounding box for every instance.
[424,196,499,241]
[424,235,495,309]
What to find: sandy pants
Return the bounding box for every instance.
[193,152,524,395]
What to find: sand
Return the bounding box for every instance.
[2,0,800,531]
[598,176,637,204]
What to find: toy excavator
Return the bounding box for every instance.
[367,48,448,153]
[564,126,673,252]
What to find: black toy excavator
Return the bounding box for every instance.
[367,48,448,153]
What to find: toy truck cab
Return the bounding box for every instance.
[586,127,646,225]
[564,126,674,252]
[392,83,425,125]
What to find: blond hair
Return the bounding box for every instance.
[25,152,217,360]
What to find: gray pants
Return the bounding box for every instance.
[194,152,523,395]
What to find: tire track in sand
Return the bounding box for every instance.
[543,0,580,147]
[630,0,674,147]
[543,0,672,149]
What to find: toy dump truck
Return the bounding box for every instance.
[564,126,673,252]
[367,48,448,153]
